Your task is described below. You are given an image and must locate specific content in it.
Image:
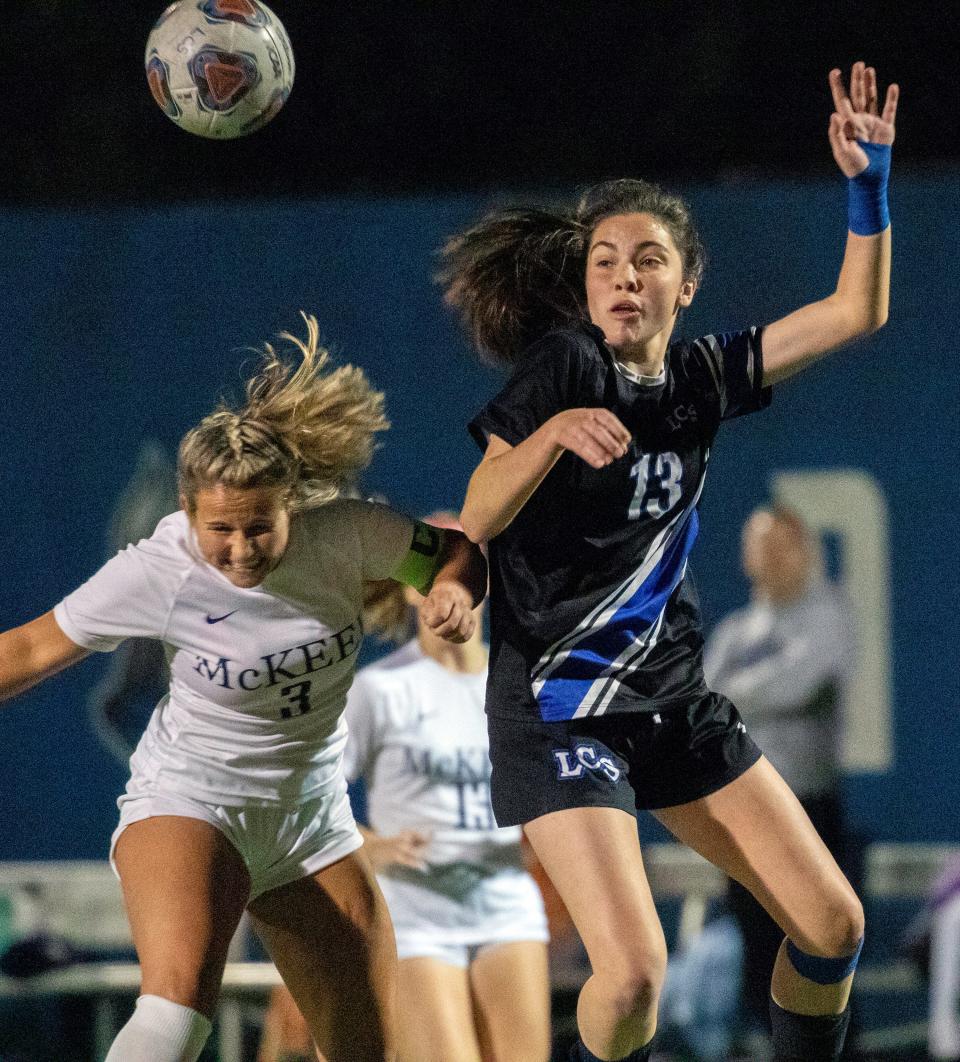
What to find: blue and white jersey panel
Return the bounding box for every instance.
[533,474,706,721]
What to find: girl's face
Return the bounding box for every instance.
[188,483,291,588]
[585,212,696,356]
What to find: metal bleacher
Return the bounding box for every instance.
[0,843,954,1061]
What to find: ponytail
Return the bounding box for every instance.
[438,208,585,365]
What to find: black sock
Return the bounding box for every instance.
[570,1038,653,1062]
[769,999,851,1062]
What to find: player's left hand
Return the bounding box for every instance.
[419,582,477,643]
[828,62,898,177]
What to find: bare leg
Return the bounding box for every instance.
[255,957,484,1062]
[114,815,251,1016]
[393,958,483,1062]
[469,941,550,1062]
[524,807,665,1059]
[258,986,316,1062]
[104,815,250,1061]
[249,848,397,1062]
[654,757,864,1017]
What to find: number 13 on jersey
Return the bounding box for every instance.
[629,452,683,519]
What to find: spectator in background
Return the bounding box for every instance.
[704,506,857,1052]
[900,855,960,1062]
[927,858,960,1061]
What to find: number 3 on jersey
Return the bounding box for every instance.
[280,680,312,719]
[629,452,683,519]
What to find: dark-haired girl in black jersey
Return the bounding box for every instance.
[442,64,896,1062]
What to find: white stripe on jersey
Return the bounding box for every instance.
[531,466,708,699]
[575,561,686,717]
[698,335,726,406]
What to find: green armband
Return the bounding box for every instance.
[391,522,445,594]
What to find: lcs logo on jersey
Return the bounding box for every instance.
[552,744,621,783]
[665,402,698,432]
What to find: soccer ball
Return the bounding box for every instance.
[145,0,294,139]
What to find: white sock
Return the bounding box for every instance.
[104,993,212,1062]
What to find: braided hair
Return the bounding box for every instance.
[178,314,388,512]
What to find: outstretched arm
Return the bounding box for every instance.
[461,409,632,542]
[0,611,90,704]
[763,62,898,386]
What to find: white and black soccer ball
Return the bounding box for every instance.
[145,0,294,139]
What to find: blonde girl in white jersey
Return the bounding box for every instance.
[0,315,487,1062]
[260,516,550,1062]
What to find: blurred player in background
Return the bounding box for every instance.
[0,316,486,1062]
[704,506,858,1053]
[923,857,960,1062]
[441,64,895,1062]
[259,513,550,1062]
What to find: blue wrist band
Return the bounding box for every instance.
[847,142,891,236]
[786,936,864,984]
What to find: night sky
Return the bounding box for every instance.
[0,1,952,203]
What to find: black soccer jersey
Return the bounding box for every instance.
[468,321,770,722]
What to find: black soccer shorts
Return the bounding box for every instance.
[487,692,762,827]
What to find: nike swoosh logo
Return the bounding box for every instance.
[205,611,238,624]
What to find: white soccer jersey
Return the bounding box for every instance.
[343,641,523,866]
[54,499,414,805]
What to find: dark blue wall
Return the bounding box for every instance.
[2,177,957,859]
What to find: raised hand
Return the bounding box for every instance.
[828,62,899,177]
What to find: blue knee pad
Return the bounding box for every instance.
[786,937,863,985]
